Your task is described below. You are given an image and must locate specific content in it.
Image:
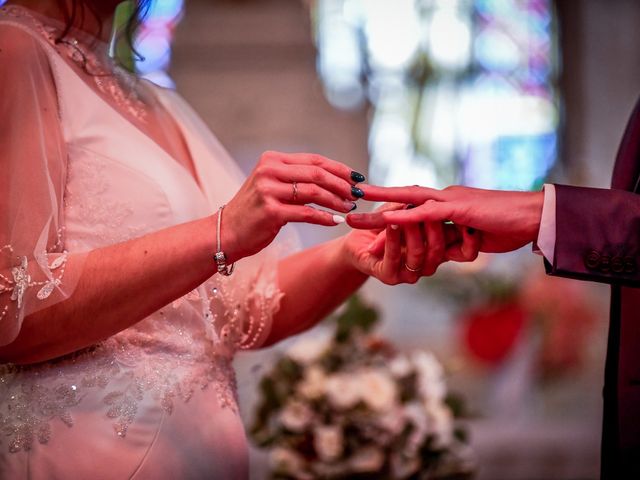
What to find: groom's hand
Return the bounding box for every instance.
[343,201,482,284]
[347,185,544,254]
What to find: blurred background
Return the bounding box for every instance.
[132,0,640,478]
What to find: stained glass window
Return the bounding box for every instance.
[135,0,184,88]
[314,0,559,191]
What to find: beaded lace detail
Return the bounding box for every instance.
[0,5,147,122]
[0,230,68,323]
[0,262,282,453]
[64,153,147,245]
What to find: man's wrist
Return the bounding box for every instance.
[525,191,545,242]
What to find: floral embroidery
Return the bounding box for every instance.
[0,267,280,452]
[64,154,146,245]
[9,257,30,310]
[0,232,69,323]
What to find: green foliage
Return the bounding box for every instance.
[110,1,136,72]
[334,295,379,343]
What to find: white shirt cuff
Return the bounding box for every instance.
[534,183,556,263]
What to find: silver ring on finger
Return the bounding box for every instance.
[292,182,298,202]
[404,263,421,273]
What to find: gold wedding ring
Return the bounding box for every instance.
[292,182,298,201]
[404,263,421,273]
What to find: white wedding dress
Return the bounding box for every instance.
[0,6,287,479]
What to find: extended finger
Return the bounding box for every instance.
[280,153,364,185]
[358,185,445,203]
[275,182,356,213]
[346,202,406,230]
[278,204,346,227]
[381,200,455,225]
[367,203,409,256]
[403,223,425,281]
[348,200,452,228]
[423,220,446,276]
[382,225,402,281]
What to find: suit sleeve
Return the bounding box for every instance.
[544,183,640,287]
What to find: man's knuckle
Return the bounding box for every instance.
[254,164,271,179]
[308,184,322,200]
[310,154,324,166]
[302,207,318,222]
[310,168,325,183]
[260,150,278,163]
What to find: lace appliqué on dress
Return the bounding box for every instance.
[0,230,69,323]
[64,153,146,245]
[0,330,238,453]
[0,266,282,453]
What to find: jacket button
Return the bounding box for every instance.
[599,255,611,273]
[625,257,637,274]
[611,256,625,273]
[584,250,601,270]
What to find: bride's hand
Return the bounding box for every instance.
[222,151,365,262]
[340,204,480,284]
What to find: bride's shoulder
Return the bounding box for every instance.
[0,6,56,61]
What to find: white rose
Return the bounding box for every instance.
[270,447,308,477]
[349,446,385,473]
[279,400,313,433]
[313,425,344,462]
[325,373,361,410]
[297,366,327,400]
[287,332,331,365]
[358,369,398,412]
[411,351,447,402]
[389,355,412,378]
[426,401,454,448]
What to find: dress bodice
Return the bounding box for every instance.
[0,7,285,476]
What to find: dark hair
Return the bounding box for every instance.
[56,0,151,59]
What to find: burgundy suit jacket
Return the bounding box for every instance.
[547,98,640,478]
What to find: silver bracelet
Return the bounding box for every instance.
[214,205,235,276]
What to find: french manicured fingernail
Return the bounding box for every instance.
[390,224,399,230]
[467,227,475,235]
[406,204,416,210]
[342,200,355,211]
[351,171,366,183]
[333,214,346,224]
[351,186,365,198]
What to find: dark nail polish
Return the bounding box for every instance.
[467,227,476,235]
[350,202,358,212]
[406,204,416,210]
[351,186,365,198]
[351,171,366,183]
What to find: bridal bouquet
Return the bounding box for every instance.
[250,296,474,480]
